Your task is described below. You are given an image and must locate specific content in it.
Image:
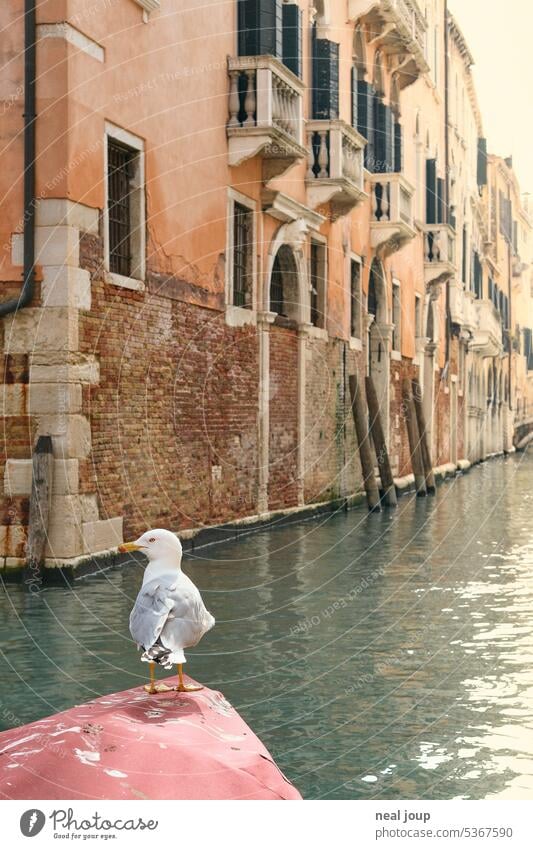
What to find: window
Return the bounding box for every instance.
[105,125,145,285]
[350,259,362,339]
[233,202,253,308]
[415,294,422,338]
[392,281,401,351]
[270,258,284,314]
[310,240,327,328]
[226,191,256,316]
[108,141,133,277]
[312,30,340,120]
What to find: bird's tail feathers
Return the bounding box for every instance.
[141,640,185,668]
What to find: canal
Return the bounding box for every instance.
[1,452,532,800]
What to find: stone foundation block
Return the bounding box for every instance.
[42,266,92,310]
[12,226,80,268]
[28,383,82,415]
[36,414,91,459]
[3,308,79,354]
[30,353,99,385]
[82,517,123,554]
[4,458,79,496]
[35,199,99,234]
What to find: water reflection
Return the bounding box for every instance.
[0,452,532,799]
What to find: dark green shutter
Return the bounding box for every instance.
[437,177,446,223]
[385,106,394,173]
[477,137,487,187]
[357,81,375,170]
[312,36,340,119]
[238,0,282,58]
[462,226,467,283]
[374,99,386,172]
[394,121,402,173]
[426,159,437,224]
[282,3,302,77]
[351,67,358,128]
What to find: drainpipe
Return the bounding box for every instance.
[0,0,36,318]
[443,0,451,369]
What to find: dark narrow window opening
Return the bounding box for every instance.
[233,202,253,308]
[310,242,320,327]
[350,260,362,338]
[108,139,135,277]
[270,255,284,315]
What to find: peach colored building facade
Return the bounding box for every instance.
[0,0,531,572]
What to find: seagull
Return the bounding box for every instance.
[119,529,215,694]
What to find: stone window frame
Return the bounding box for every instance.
[103,122,146,292]
[391,277,402,359]
[225,188,257,327]
[348,252,363,352]
[132,0,160,16]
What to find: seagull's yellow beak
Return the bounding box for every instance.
[118,541,141,553]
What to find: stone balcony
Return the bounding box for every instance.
[306,120,367,218]
[422,224,456,293]
[471,299,504,358]
[227,55,307,181]
[348,0,428,87]
[369,173,415,258]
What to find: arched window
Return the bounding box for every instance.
[353,26,366,77]
[269,244,300,322]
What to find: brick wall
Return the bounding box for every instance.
[304,337,364,504]
[390,357,421,477]
[79,234,260,539]
[268,324,299,510]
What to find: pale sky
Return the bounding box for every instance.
[448,0,533,195]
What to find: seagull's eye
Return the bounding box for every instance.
[148,537,156,543]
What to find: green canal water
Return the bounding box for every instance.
[1,452,532,800]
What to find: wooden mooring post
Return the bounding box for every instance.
[402,378,427,497]
[365,375,397,507]
[24,435,54,586]
[412,378,436,494]
[349,374,381,513]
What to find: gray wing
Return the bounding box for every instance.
[159,577,215,652]
[129,579,173,650]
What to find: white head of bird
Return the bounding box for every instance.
[119,529,183,567]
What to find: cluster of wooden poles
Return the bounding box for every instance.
[348,374,436,512]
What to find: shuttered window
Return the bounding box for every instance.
[357,80,375,170]
[374,100,394,173]
[499,191,513,243]
[282,3,302,77]
[477,137,487,187]
[312,35,339,120]
[107,139,135,278]
[238,0,282,59]
[472,251,483,299]
[462,226,468,284]
[426,158,437,224]
[437,177,446,224]
[524,328,533,370]
[393,121,402,173]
